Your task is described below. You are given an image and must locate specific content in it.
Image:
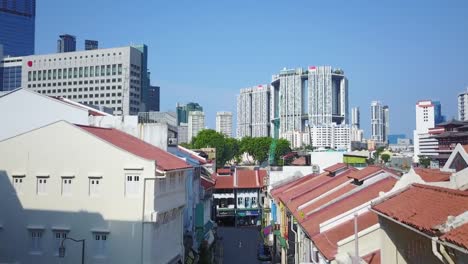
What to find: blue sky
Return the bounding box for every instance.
[36,0,468,137]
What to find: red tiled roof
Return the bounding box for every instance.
[347,166,386,181]
[362,250,381,264]
[270,173,318,199]
[237,170,266,188]
[301,177,397,236]
[441,223,468,249]
[294,184,357,220]
[291,156,307,166]
[414,168,451,182]
[372,184,468,237]
[214,174,233,189]
[217,168,232,175]
[286,168,358,212]
[201,176,215,190]
[277,172,333,203]
[324,163,348,173]
[77,125,191,171]
[214,169,267,189]
[313,212,378,260]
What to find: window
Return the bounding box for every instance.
[94,233,108,256]
[125,175,140,196]
[12,176,24,193]
[37,177,48,194]
[244,197,251,208]
[251,197,257,208]
[54,231,68,255]
[89,178,101,196]
[237,197,243,207]
[29,230,43,253]
[62,178,73,196]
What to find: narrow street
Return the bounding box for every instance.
[218,226,266,264]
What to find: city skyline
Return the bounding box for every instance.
[27,0,468,137]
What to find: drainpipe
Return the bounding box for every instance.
[431,237,444,263]
[290,215,298,264]
[141,177,157,264]
[440,244,455,264]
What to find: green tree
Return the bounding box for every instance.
[381,153,391,163]
[191,129,238,168]
[418,155,431,168]
[275,139,292,165]
[240,137,273,164]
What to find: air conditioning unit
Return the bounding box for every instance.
[312,164,320,174]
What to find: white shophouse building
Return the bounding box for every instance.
[21,46,143,115]
[0,121,191,264]
[413,100,439,162]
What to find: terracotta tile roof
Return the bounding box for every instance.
[300,177,397,236]
[313,212,378,260]
[347,166,386,181]
[213,169,267,189]
[414,168,451,182]
[277,172,333,203]
[201,176,215,190]
[236,170,266,188]
[270,173,318,199]
[291,156,307,166]
[77,125,191,171]
[294,184,357,220]
[214,174,233,189]
[441,223,468,249]
[286,168,358,212]
[372,184,468,237]
[324,163,348,173]
[362,250,381,264]
[217,168,232,175]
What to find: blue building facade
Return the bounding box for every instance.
[433,101,446,125]
[388,134,406,145]
[0,0,35,57]
[146,85,160,111]
[0,57,23,91]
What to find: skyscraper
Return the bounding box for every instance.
[146,85,160,111]
[188,111,205,142]
[371,101,389,143]
[85,40,98,50]
[458,88,468,121]
[57,34,76,53]
[413,100,442,161]
[176,102,203,125]
[351,107,360,128]
[270,66,348,137]
[216,111,233,137]
[236,85,270,138]
[0,0,35,56]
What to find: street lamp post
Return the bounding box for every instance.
[59,237,85,264]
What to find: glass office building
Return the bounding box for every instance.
[0,0,36,57]
[0,57,23,91]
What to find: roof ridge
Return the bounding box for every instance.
[75,124,113,130]
[412,183,468,196]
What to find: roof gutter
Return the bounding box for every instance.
[370,208,468,254]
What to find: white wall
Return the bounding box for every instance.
[0,89,89,141]
[0,121,186,264]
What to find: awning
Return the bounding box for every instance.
[213,193,234,199]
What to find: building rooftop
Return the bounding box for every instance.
[414,168,451,182]
[440,222,468,249]
[312,212,378,261]
[77,125,191,171]
[362,250,381,264]
[301,177,397,236]
[372,184,468,238]
[346,165,388,181]
[323,163,348,173]
[213,169,266,189]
